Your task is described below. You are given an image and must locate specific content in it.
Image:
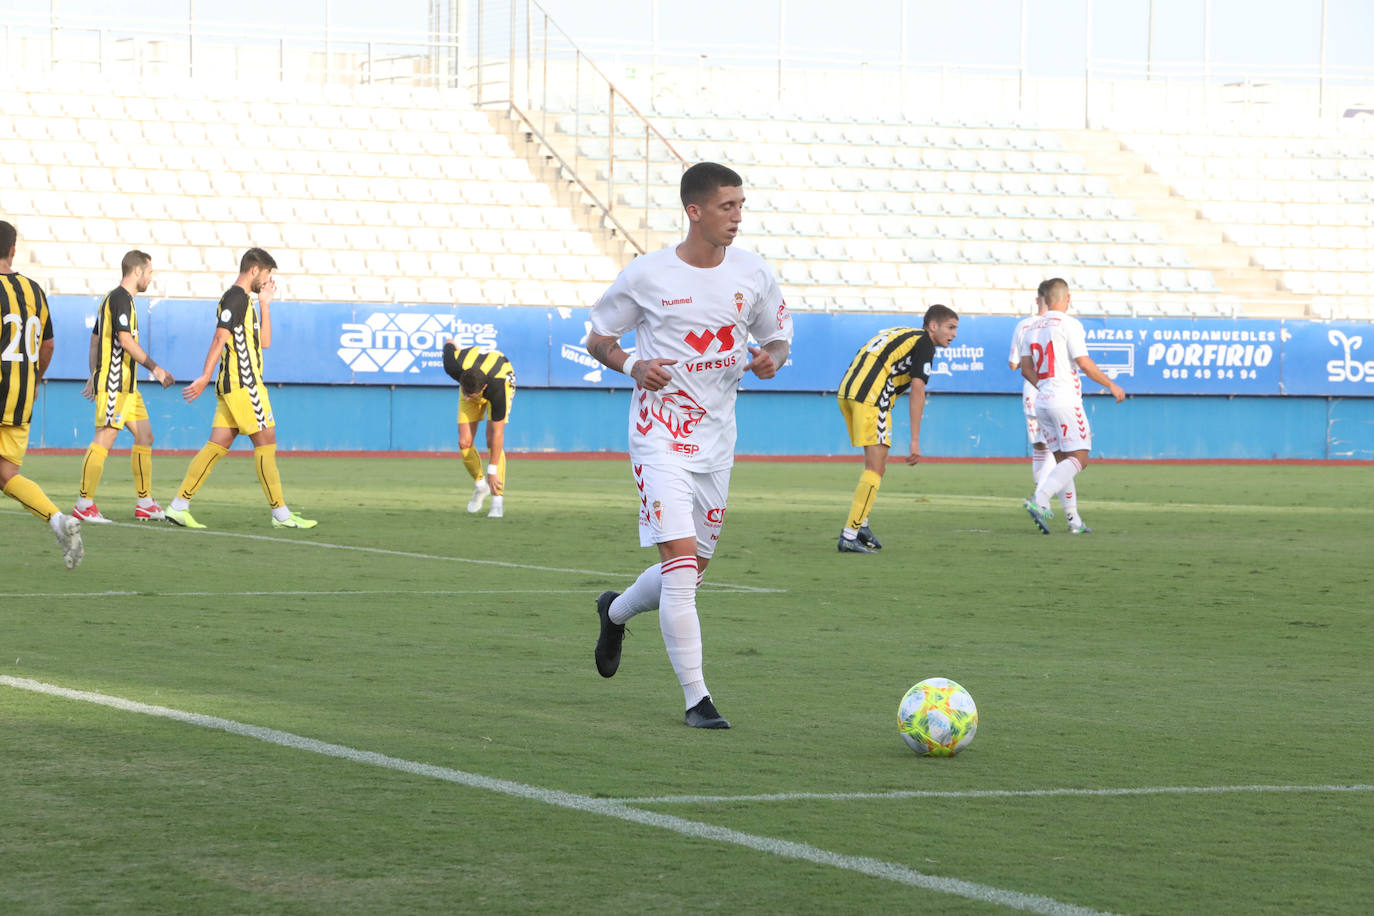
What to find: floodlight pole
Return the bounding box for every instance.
[1017,0,1027,111]
[1083,0,1092,128]
[777,0,785,101]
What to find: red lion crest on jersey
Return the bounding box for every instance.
[651,389,707,439]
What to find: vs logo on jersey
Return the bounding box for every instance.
[685,324,736,355]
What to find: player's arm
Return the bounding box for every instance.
[744,339,790,379]
[1073,355,1125,402]
[1019,354,1039,388]
[586,332,676,392]
[183,327,231,403]
[37,338,54,380]
[258,278,274,349]
[905,377,927,466]
[486,419,505,492]
[81,331,99,401]
[116,330,174,388]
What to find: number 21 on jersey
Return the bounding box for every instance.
[1029,341,1055,380]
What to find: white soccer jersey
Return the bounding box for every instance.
[591,245,792,472]
[1020,311,1086,409]
[1009,314,1039,413]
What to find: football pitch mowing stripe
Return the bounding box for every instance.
[75,519,789,594]
[612,784,1374,805]
[1,675,1117,916]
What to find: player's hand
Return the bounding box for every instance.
[1108,382,1125,403]
[182,376,211,402]
[80,376,95,402]
[905,441,921,466]
[259,276,277,308]
[632,357,677,392]
[743,345,777,379]
[486,472,501,493]
[153,366,175,388]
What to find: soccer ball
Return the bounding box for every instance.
[898,677,978,756]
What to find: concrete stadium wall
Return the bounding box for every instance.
[31,382,1374,461]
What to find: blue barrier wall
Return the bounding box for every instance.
[31,381,1374,460]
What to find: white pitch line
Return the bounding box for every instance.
[2,676,1113,916]
[612,784,1374,805]
[60,518,787,595]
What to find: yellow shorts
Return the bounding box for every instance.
[0,423,31,466]
[457,377,515,424]
[211,386,275,435]
[95,389,148,430]
[838,397,891,448]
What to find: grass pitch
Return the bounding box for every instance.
[3,454,1372,914]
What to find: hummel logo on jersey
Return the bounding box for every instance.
[662,297,693,307]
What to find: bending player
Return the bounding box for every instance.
[442,341,514,519]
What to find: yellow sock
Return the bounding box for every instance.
[254,444,285,509]
[4,474,60,520]
[493,451,506,495]
[131,445,152,500]
[460,446,482,481]
[178,442,228,501]
[846,469,882,531]
[79,444,109,500]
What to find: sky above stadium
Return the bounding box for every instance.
[10,0,1374,80]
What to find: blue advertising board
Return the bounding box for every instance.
[38,297,1374,398]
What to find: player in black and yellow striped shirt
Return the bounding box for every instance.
[0,220,84,568]
[835,304,959,553]
[443,341,515,518]
[167,247,316,531]
[73,251,175,524]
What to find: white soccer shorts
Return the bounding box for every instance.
[1034,403,1092,454]
[632,461,732,558]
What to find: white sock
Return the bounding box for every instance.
[489,495,503,512]
[1032,448,1055,487]
[49,512,66,534]
[683,680,709,710]
[137,496,156,509]
[658,555,706,707]
[841,527,859,540]
[75,497,95,511]
[609,563,661,625]
[272,506,291,522]
[170,497,190,511]
[1034,456,1082,508]
[1059,482,1079,524]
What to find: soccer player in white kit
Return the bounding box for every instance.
[1018,278,1124,534]
[1008,281,1059,499]
[585,162,794,729]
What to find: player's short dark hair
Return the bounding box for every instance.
[240,247,278,273]
[0,220,16,256]
[459,367,488,396]
[923,304,958,327]
[1042,277,1070,305]
[121,250,151,276]
[1036,278,1054,300]
[680,161,743,209]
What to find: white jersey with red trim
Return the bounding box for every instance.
[1020,310,1086,409]
[591,245,792,472]
[1009,314,1039,412]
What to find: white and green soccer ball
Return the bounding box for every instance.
[898,677,978,756]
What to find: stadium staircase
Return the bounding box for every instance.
[1060,130,1309,318]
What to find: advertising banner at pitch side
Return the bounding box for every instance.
[38,298,1374,398]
